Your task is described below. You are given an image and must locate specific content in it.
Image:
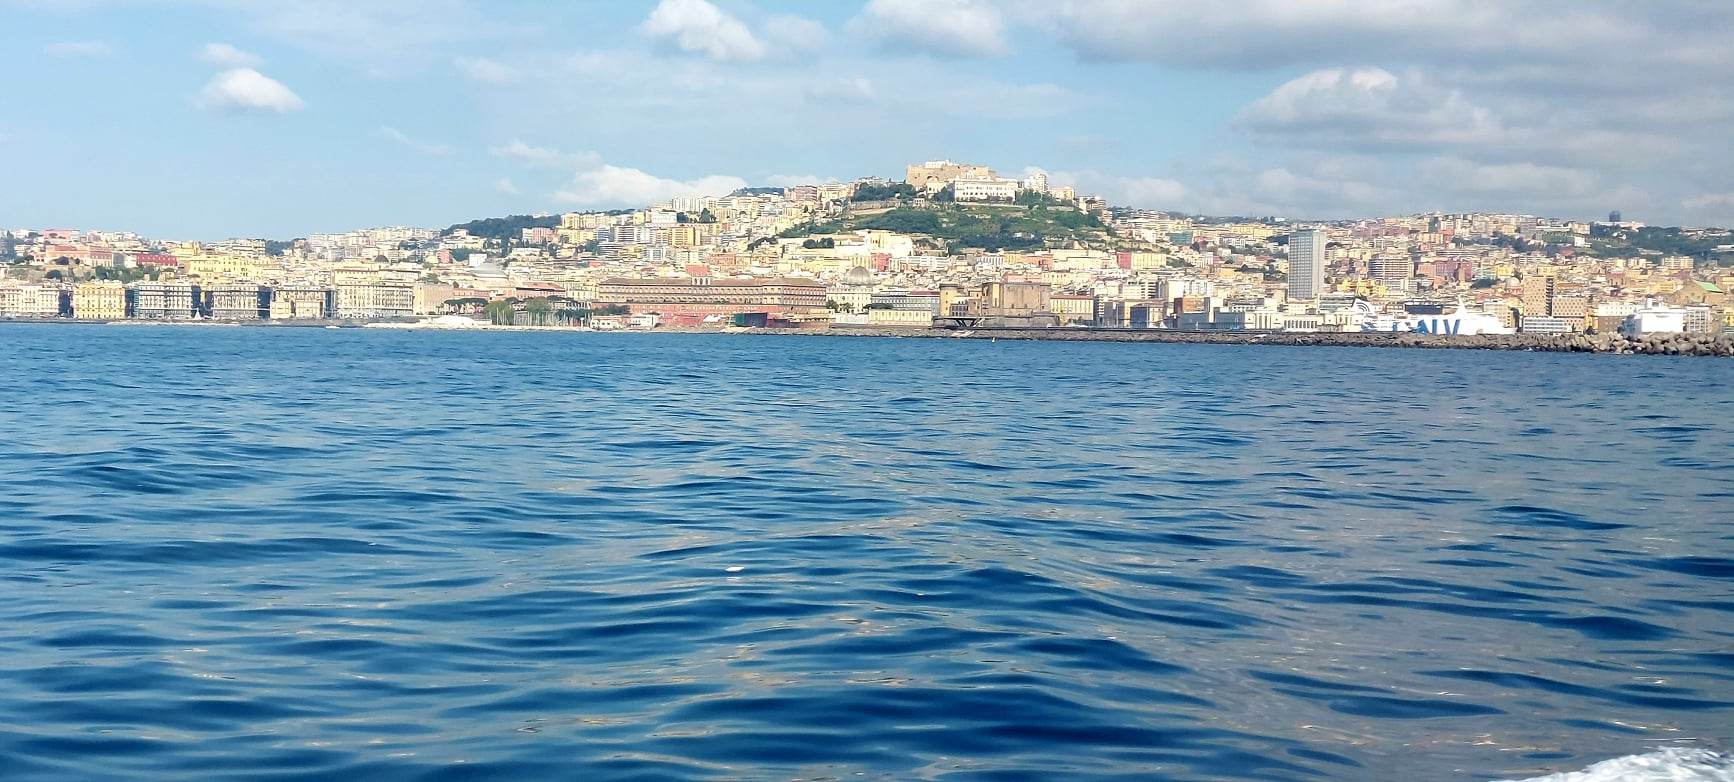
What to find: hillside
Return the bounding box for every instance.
[783,202,1112,253]
[445,214,559,241]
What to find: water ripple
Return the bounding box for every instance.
[0,326,1730,781]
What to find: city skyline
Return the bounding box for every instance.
[4,0,1733,238]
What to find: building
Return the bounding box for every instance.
[184,254,262,281]
[1522,274,1556,315]
[1368,253,1412,283]
[869,289,941,313]
[206,284,267,320]
[70,281,126,320]
[269,286,333,319]
[952,177,1020,203]
[1049,294,1096,325]
[334,281,413,319]
[934,282,1060,328]
[904,160,994,192]
[1520,315,1573,334]
[863,308,934,327]
[0,281,62,317]
[596,277,827,323]
[128,281,199,319]
[1683,305,1717,334]
[1287,229,1326,302]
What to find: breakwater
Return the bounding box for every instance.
[760,326,1734,356]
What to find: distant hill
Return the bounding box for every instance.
[731,186,785,196]
[445,214,559,240]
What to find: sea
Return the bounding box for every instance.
[1,323,1730,782]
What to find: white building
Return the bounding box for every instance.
[0,282,61,317]
[953,177,1020,203]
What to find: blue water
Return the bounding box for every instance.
[1,324,1731,782]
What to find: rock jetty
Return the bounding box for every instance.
[751,327,1734,357]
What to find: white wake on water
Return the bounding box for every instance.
[1501,748,1734,782]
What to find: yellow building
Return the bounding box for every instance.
[71,281,126,320]
[185,253,261,281]
[1125,251,1166,270]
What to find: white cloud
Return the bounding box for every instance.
[453,56,518,84]
[1116,176,1190,206]
[376,126,451,155]
[554,164,747,208]
[804,77,875,103]
[495,178,521,196]
[207,0,493,74]
[641,0,765,63]
[1682,193,1734,211]
[763,174,836,187]
[489,140,600,170]
[1032,1,1706,71]
[1032,167,1188,209]
[199,42,261,68]
[45,40,113,58]
[1237,67,1504,149]
[855,0,1009,58]
[1417,157,1598,197]
[764,14,827,52]
[196,68,305,113]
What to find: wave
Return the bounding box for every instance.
[1502,748,1734,782]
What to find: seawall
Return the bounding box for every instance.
[738,327,1734,357]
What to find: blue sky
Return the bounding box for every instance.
[3,0,1731,238]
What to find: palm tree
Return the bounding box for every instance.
[484,299,516,325]
[524,297,553,327]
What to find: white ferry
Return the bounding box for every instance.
[1365,298,1513,336]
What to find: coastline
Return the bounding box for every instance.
[5,317,1730,356]
[683,325,1734,356]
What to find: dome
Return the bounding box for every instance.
[844,266,873,286]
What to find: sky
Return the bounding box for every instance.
[2,0,1732,239]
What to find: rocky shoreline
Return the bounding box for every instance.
[738,326,1734,357]
[7,317,1729,356]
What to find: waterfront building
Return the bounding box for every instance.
[1287,229,1326,302]
[206,284,267,320]
[71,281,126,320]
[1520,315,1574,334]
[333,281,414,319]
[270,286,333,319]
[128,281,199,319]
[1683,305,1717,334]
[0,281,63,318]
[596,277,827,325]
[864,308,934,327]
[1050,294,1096,324]
[869,289,941,313]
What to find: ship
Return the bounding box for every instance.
[1365,297,1513,336]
